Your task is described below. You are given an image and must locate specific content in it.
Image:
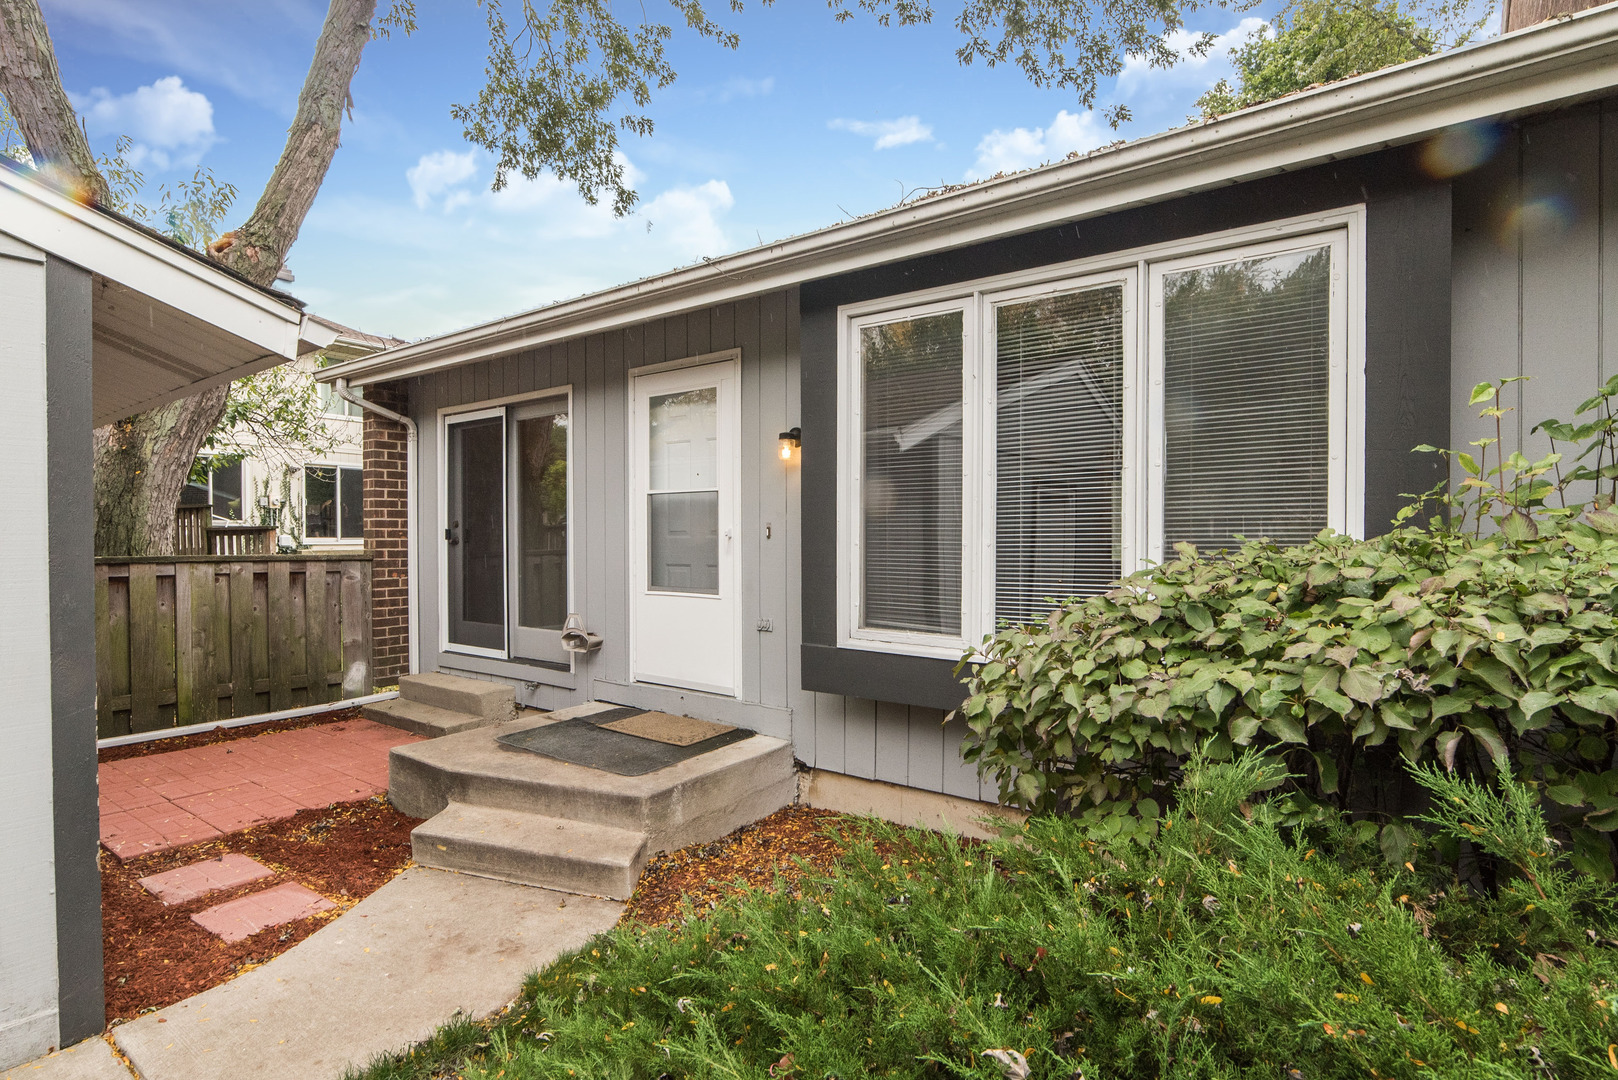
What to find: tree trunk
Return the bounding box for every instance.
[55,0,374,555]
[92,387,229,556]
[213,0,377,285]
[0,0,107,201]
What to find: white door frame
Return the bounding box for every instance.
[628,356,743,697]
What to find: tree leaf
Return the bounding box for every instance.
[1312,751,1339,795]
[1229,715,1262,745]
[1465,722,1510,770]
[1585,507,1618,535]
[1262,714,1308,744]
[1181,603,1213,632]
[1340,668,1383,705]
[1379,821,1413,866]
[1436,730,1464,772]
[1499,509,1539,542]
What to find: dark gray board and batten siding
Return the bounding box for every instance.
[408,291,993,802]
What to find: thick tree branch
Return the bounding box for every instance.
[0,0,107,201]
[214,0,377,287]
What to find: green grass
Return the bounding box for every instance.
[349,757,1618,1079]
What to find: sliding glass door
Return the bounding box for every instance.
[444,395,570,662]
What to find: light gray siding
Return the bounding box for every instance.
[410,289,997,801]
[1451,100,1618,479]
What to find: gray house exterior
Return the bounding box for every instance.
[322,9,1618,809]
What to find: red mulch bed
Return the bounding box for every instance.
[102,796,422,1022]
[97,706,369,764]
[621,807,860,928]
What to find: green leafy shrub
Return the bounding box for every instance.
[958,377,1618,875]
[352,758,1618,1080]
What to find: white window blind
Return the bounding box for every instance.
[860,311,964,635]
[995,285,1125,627]
[1161,245,1333,553]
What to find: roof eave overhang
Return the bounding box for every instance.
[321,5,1618,387]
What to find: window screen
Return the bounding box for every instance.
[1162,245,1333,554]
[860,311,964,635]
[995,285,1125,627]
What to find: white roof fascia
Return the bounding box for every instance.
[0,168,303,358]
[325,5,1618,387]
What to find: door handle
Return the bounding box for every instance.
[446,520,460,546]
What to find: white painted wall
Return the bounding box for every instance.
[0,232,62,1066]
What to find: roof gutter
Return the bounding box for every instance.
[319,4,1618,387]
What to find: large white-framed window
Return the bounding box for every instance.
[837,210,1365,658]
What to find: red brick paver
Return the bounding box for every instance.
[100,719,420,860]
[138,854,274,905]
[190,882,336,942]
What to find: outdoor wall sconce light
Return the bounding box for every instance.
[778,426,802,462]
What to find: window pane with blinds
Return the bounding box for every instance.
[996,285,1124,626]
[1163,245,1332,554]
[860,311,964,635]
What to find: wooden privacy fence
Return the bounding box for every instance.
[95,554,372,738]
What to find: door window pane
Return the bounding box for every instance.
[995,285,1124,627]
[304,467,337,538]
[648,490,719,593]
[447,417,505,650]
[860,311,964,635]
[517,411,568,628]
[1163,246,1332,553]
[339,467,363,540]
[212,461,243,521]
[649,388,717,490]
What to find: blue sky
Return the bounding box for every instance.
[43,0,1277,340]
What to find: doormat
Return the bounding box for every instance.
[597,710,735,746]
[495,709,753,776]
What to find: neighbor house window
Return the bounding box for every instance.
[840,217,1359,656]
[181,461,244,521]
[305,465,363,540]
[318,381,365,418]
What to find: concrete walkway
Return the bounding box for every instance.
[1,1038,132,1080]
[111,867,622,1080]
[99,720,421,860]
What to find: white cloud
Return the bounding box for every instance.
[704,75,775,103]
[828,115,934,151]
[640,180,735,260]
[73,76,215,170]
[1116,18,1269,94]
[968,110,1107,178]
[406,149,478,211]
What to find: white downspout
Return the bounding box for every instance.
[335,377,419,676]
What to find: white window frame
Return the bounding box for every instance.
[836,207,1366,659]
[436,388,575,664]
[301,462,363,545]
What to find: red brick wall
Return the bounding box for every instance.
[362,380,411,683]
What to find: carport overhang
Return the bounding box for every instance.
[0,161,312,424]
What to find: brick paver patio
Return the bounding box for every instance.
[139,853,274,905]
[191,882,336,942]
[100,719,421,860]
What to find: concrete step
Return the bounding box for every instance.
[412,803,649,899]
[398,672,514,722]
[362,697,496,738]
[389,706,797,857]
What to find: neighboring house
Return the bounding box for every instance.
[0,159,308,1068]
[181,314,404,551]
[319,9,1618,812]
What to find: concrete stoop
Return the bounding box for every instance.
[364,672,515,737]
[390,703,797,899]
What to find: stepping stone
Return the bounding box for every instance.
[139,854,274,906]
[191,883,335,943]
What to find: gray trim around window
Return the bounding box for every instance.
[799,143,1453,712]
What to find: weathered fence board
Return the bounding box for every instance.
[95,554,372,737]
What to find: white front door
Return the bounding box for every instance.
[631,360,740,696]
